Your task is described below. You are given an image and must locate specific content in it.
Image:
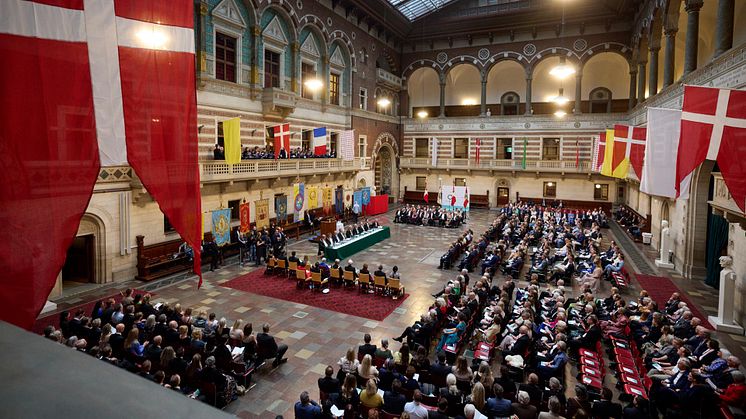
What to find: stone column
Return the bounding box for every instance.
[628,69,638,110]
[524,75,533,115]
[648,46,660,96]
[480,79,488,117]
[439,80,446,117]
[637,61,647,102]
[714,0,735,58]
[251,26,262,85]
[683,0,704,77]
[663,29,677,88]
[574,73,582,114]
[291,41,300,94]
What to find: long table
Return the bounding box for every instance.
[324,226,391,260]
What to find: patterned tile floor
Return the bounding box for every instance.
[44,209,746,417]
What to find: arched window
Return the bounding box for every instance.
[589,87,612,113]
[500,91,520,115]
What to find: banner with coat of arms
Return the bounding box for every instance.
[293,183,305,222]
[361,187,371,205]
[211,209,232,246]
[335,187,344,215]
[275,194,287,223]
[255,199,269,229]
[322,187,333,215]
[307,186,319,209]
[239,202,251,233]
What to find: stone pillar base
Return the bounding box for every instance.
[708,315,744,335]
[40,300,57,315]
[655,259,675,269]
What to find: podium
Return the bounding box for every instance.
[320,219,337,237]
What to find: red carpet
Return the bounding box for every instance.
[32,288,152,335]
[222,270,409,321]
[635,274,714,329]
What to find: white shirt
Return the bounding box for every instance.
[404,401,428,419]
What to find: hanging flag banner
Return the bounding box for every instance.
[424,179,429,203]
[676,85,746,211]
[211,209,232,247]
[612,124,647,178]
[353,190,363,210]
[275,194,287,223]
[591,132,607,173]
[361,187,371,205]
[441,186,470,212]
[322,187,333,215]
[223,117,241,164]
[340,130,355,160]
[308,186,319,209]
[272,123,291,159]
[255,199,270,229]
[293,183,305,222]
[641,107,691,198]
[335,187,344,215]
[239,202,251,233]
[312,127,327,155]
[431,137,438,166]
[600,129,616,177]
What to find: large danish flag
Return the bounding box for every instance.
[592,132,607,172]
[676,85,746,211]
[273,123,291,159]
[0,0,202,329]
[612,124,647,178]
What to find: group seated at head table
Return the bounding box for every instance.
[317,218,382,250]
[394,205,465,228]
[266,253,404,295]
[38,289,292,408]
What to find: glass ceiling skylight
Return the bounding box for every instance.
[387,0,458,21]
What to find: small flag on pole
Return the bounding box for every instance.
[312,127,327,156]
[423,180,429,203]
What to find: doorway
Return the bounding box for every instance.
[62,234,95,283]
[497,187,510,206]
[375,145,393,195]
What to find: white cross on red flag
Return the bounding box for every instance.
[676,85,746,211]
[612,124,647,178]
[273,123,291,159]
[592,132,606,172]
[0,0,202,329]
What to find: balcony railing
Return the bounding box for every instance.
[200,158,370,183]
[376,68,402,91]
[400,157,589,172]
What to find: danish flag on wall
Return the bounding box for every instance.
[612,124,647,178]
[676,85,746,212]
[0,0,202,329]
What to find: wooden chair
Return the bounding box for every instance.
[330,267,342,287]
[264,257,276,275]
[373,275,387,296]
[275,259,287,276]
[311,271,327,291]
[296,268,309,289]
[358,273,371,293]
[388,278,404,299]
[288,261,298,279]
[343,270,356,288]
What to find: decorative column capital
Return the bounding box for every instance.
[629,69,638,76]
[649,45,661,53]
[664,27,678,37]
[685,0,704,13]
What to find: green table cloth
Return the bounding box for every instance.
[324,226,391,260]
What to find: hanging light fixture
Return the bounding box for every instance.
[417,110,429,118]
[552,88,569,105]
[549,56,575,79]
[554,109,567,118]
[304,78,323,91]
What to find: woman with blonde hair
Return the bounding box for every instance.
[338,347,359,376]
[358,354,379,380]
[360,379,383,408]
[229,319,244,341]
[124,328,146,357]
[467,382,486,412]
[475,362,494,396]
[216,317,228,337]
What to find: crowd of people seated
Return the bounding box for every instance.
[394,205,465,228]
[317,218,381,255]
[40,289,290,408]
[212,144,336,160]
[614,207,646,241]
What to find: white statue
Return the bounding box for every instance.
[709,255,744,334]
[655,220,674,269]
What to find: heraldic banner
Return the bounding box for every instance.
[307,186,319,209]
[293,183,305,222]
[255,199,269,229]
[211,209,232,246]
[322,187,333,215]
[335,187,344,215]
[361,187,371,205]
[239,202,251,232]
[440,186,470,212]
[275,194,287,223]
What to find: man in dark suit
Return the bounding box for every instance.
[571,315,602,353]
[358,333,377,359]
[257,323,288,367]
[506,325,531,356]
[591,387,623,419]
[109,323,125,359]
[373,265,387,282]
[344,260,357,279]
[317,235,327,256]
[317,366,340,398]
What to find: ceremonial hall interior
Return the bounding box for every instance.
[3,0,746,418]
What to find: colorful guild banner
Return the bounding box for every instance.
[293,183,305,222]
[275,194,287,223]
[440,186,470,212]
[322,187,333,215]
[255,199,269,229]
[211,209,232,246]
[308,186,319,209]
[361,187,371,205]
[239,202,251,232]
[335,187,344,215]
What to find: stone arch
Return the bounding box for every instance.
[579,43,632,68]
[402,59,442,83]
[371,136,398,197]
[443,57,483,79]
[260,2,300,35]
[357,178,367,188]
[329,30,356,70]
[444,63,482,107]
[70,212,108,285]
[237,0,259,26]
[483,53,529,78]
[526,47,581,72]
[297,15,330,44]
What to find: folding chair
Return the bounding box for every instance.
[329,267,342,287]
[388,278,404,299]
[288,261,298,279]
[311,271,327,291]
[296,268,309,289]
[265,257,276,275]
[358,273,371,293]
[343,270,356,288]
[275,259,287,276]
[373,275,387,296]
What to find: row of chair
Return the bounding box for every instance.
[265,258,405,298]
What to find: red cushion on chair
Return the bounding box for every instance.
[623,384,647,399]
[581,374,603,389]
